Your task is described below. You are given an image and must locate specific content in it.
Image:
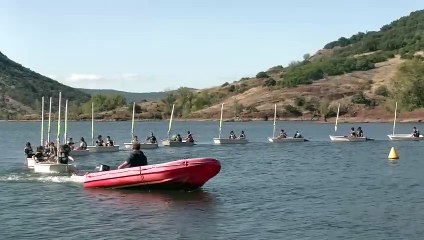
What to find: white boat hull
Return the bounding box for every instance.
[387,134,424,141]
[329,135,370,142]
[26,157,35,168]
[162,140,195,147]
[87,145,120,152]
[70,149,90,156]
[124,142,159,149]
[268,137,305,143]
[33,162,76,173]
[213,138,248,144]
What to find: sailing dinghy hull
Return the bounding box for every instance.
[33,162,76,173]
[387,134,424,141]
[87,145,120,153]
[268,137,305,143]
[213,138,248,144]
[124,142,159,149]
[329,135,371,142]
[161,140,195,147]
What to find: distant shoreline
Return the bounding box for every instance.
[1,117,423,123]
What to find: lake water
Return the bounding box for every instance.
[1,120,424,239]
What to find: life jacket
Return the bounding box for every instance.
[58,152,68,164]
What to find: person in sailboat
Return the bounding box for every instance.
[278,129,287,139]
[229,131,237,139]
[106,136,114,146]
[132,135,139,144]
[239,130,246,139]
[350,127,357,137]
[57,144,74,164]
[356,127,364,137]
[24,142,34,158]
[67,137,75,149]
[32,146,45,162]
[118,143,148,169]
[176,134,183,142]
[79,137,88,150]
[96,135,104,146]
[412,127,420,137]
[46,142,57,159]
[293,131,302,138]
[146,132,157,143]
[186,131,194,142]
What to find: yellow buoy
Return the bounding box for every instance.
[388,147,399,160]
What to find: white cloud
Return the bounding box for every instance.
[67,74,104,82]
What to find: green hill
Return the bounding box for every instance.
[0,51,90,119]
[79,88,189,103]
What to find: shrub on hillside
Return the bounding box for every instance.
[263,78,276,87]
[351,92,375,106]
[284,104,302,117]
[374,85,390,97]
[256,71,269,79]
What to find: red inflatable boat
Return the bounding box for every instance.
[83,158,221,190]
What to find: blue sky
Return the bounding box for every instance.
[0,0,422,92]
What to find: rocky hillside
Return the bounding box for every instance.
[161,10,424,122]
[0,52,90,119]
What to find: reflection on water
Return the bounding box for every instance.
[83,188,216,209]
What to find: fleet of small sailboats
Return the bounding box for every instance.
[213,103,248,144]
[33,92,76,173]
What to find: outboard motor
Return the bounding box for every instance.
[95,164,110,172]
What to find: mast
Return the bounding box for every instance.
[167,104,175,139]
[335,103,340,133]
[272,104,277,139]
[131,102,135,140]
[218,103,224,139]
[40,96,44,147]
[91,101,94,145]
[63,99,68,143]
[47,97,52,144]
[56,92,62,146]
[392,101,398,136]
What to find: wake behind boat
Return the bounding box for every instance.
[83,158,221,190]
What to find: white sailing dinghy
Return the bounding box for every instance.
[268,104,306,143]
[123,102,158,149]
[34,92,76,173]
[387,102,424,141]
[329,103,370,142]
[86,102,120,152]
[213,103,248,144]
[162,104,195,147]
